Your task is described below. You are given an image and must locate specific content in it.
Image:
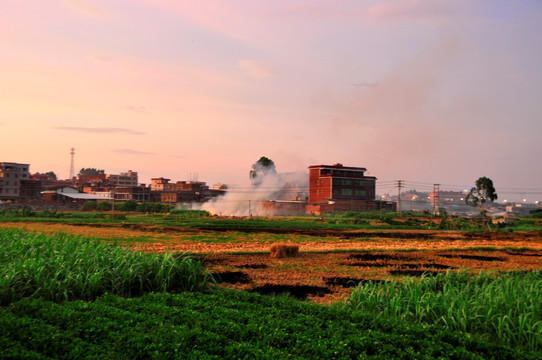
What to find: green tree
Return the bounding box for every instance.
[44,171,57,180]
[79,168,105,175]
[466,177,498,232]
[249,156,277,185]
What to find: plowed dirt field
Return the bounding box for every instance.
[3,221,541,304]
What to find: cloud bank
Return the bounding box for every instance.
[113,148,154,155]
[54,127,145,135]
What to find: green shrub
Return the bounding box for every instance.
[136,202,173,213]
[96,201,112,211]
[81,200,97,211]
[115,200,138,212]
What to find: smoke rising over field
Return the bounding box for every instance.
[202,159,308,216]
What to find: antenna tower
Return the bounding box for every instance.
[69,147,75,183]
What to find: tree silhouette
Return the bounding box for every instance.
[466,177,498,232]
[249,156,277,186]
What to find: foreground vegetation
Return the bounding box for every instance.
[1,226,542,358]
[344,270,542,352]
[1,290,536,359]
[0,229,212,306]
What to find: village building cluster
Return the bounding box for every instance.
[1,161,536,216]
[1,161,393,214]
[0,162,226,208]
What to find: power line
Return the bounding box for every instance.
[396,180,404,217]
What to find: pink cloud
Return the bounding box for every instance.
[238,59,276,79]
[63,0,110,20]
[54,126,145,135]
[131,1,270,47]
[363,0,462,23]
[265,0,471,24]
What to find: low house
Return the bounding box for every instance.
[41,187,112,206]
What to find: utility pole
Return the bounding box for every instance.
[69,147,75,185]
[396,180,404,217]
[433,184,440,215]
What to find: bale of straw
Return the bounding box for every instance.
[270,244,299,258]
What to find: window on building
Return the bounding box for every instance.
[355,180,373,186]
[341,179,352,186]
[341,189,353,196]
[355,190,367,196]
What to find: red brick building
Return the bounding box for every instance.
[308,163,376,203]
[306,163,395,215]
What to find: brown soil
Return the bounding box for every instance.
[204,249,542,304]
[2,221,541,304]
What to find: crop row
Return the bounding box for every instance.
[343,270,542,351]
[2,290,536,360]
[0,229,212,305]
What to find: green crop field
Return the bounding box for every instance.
[0,229,212,305]
[2,290,535,360]
[2,206,541,233]
[343,270,542,351]
[1,215,542,358]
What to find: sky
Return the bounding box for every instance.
[1,0,541,201]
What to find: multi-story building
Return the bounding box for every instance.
[106,170,138,187]
[308,163,376,203]
[150,177,170,191]
[165,181,209,192]
[0,162,30,201]
[306,163,388,214]
[19,179,42,200]
[114,185,151,202]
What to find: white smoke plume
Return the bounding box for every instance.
[202,170,308,217]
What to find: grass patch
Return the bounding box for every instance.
[0,229,213,305]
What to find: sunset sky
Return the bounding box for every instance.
[2,1,541,200]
